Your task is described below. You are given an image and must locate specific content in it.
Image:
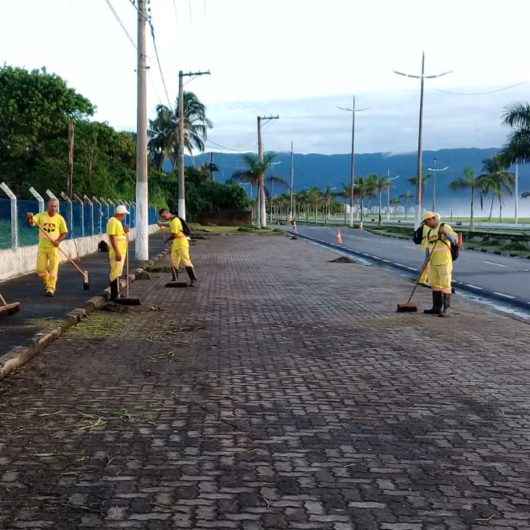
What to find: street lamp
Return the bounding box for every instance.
[338,96,368,228]
[426,158,449,212]
[394,52,452,227]
[386,174,400,222]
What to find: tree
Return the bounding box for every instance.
[501,103,530,164]
[400,191,414,219]
[231,152,277,227]
[372,175,391,226]
[449,167,480,229]
[148,92,212,170]
[479,156,514,222]
[357,175,377,225]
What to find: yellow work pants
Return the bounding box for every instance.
[171,238,193,270]
[37,247,60,293]
[419,263,431,286]
[108,243,128,282]
[431,262,453,294]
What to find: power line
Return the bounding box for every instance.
[149,23,173,108]
[435,81,527,96]
[104,0,136,49]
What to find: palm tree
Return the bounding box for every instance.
[372,175,391,225]
[501,103,530,164]
[479,156,515,222]
[148,92,212,170]
[449,167,480,229]
[356,176,377,225]
[231,152,277,227]
[390,197,401,220]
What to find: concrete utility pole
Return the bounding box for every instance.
[67,121,75,197]
[515,163,519,224]
[257,115,279,228]
[338,97,368,228]
[394,52,451,227]
[427,158,449,212]
[135,0,149,261]
[289,141,295,219]
[177,69,211,220]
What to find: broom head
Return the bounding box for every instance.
[0,302,21,316]
[396,303,418,313]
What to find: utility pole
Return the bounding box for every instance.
[338,97,368,228]
[289,141,295,219]
[515,163,519,224]
[67,121,75,197]
[427,158,449,212]
[257,114,279,228]
[135,0,149,261]
[177,69,211,220]
[394,52,451,227]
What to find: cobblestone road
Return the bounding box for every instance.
[1,234,530,530]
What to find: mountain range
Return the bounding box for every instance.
[183,148,530,215]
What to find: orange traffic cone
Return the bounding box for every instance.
[336,229,343,245]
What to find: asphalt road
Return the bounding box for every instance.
[294,225,530,308]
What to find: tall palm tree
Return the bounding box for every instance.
[148,92,212,170]
[231,152,277,227]
[479,156,515,222]
[356,175,377,225]
[501,103,530,164]
[449,167,480,229]
[372,175,391,226]
[400,191,414,219]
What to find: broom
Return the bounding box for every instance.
[0,292,21,317]
[113,233,141,305]
[396,250,434,313]
[37,227,90,290]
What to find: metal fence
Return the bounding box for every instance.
[0,184,158,250]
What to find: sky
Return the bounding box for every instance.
[1,0,529,154]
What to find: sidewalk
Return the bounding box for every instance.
[0,233,166,357]
[1,233,530,529]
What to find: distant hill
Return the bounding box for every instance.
[180,147,530,215]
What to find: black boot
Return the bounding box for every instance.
[424,291,442,315]
[186,267,197,286]
[171,268,178,281]
[439,294,451,317]
[110,279,119,300]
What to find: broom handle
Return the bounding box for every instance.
[0,293,7,306]
[126,232,130,297]
[37,226,86,277]
[405,249,434,305]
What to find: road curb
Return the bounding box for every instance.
[292,231,530,313]
[0,254,165,380]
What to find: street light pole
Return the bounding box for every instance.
[289,141,295,219]
[338,97,368,228]
[394,52,451,227]
[515,163,519,224]
[177,69,211,220]
[386,172,400,222]
[427,158,449,213]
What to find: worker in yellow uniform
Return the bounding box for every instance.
[158,208,197,286]
[421,211,458,317]
[27,198,68,297]
[107,205,130,300]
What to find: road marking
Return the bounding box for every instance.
[493,291,515,300]
[484,260,508,268]
[394,262,407,267]
[465,284,483,290]
[404,266,416,271]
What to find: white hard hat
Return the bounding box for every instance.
[115,204,130,215]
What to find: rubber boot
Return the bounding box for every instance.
[110,279,119,301]
[439,294,451,317]
[171,268,178,281]
[186,267,197,286]
[424,291,442,315]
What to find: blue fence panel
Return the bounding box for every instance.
[0,198,12,249]
[130,205,136,228]
[17,199,40,247]
[72,203,83,238]
[64,201,74,239]
[83,203,92,236]
[94,204,103,234]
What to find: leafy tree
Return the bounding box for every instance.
[372,175,391,225]
[501,103,530,164]
[449,167,480,229]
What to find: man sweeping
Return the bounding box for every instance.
[158,208,197,286]
[107,205,129,300]
[27,199,68,297]
[421,211,458,317]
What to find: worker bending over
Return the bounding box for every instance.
[421,211,458,317]
[27,199,68,297]
[107,205,130,300]
[158,208,197,286]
